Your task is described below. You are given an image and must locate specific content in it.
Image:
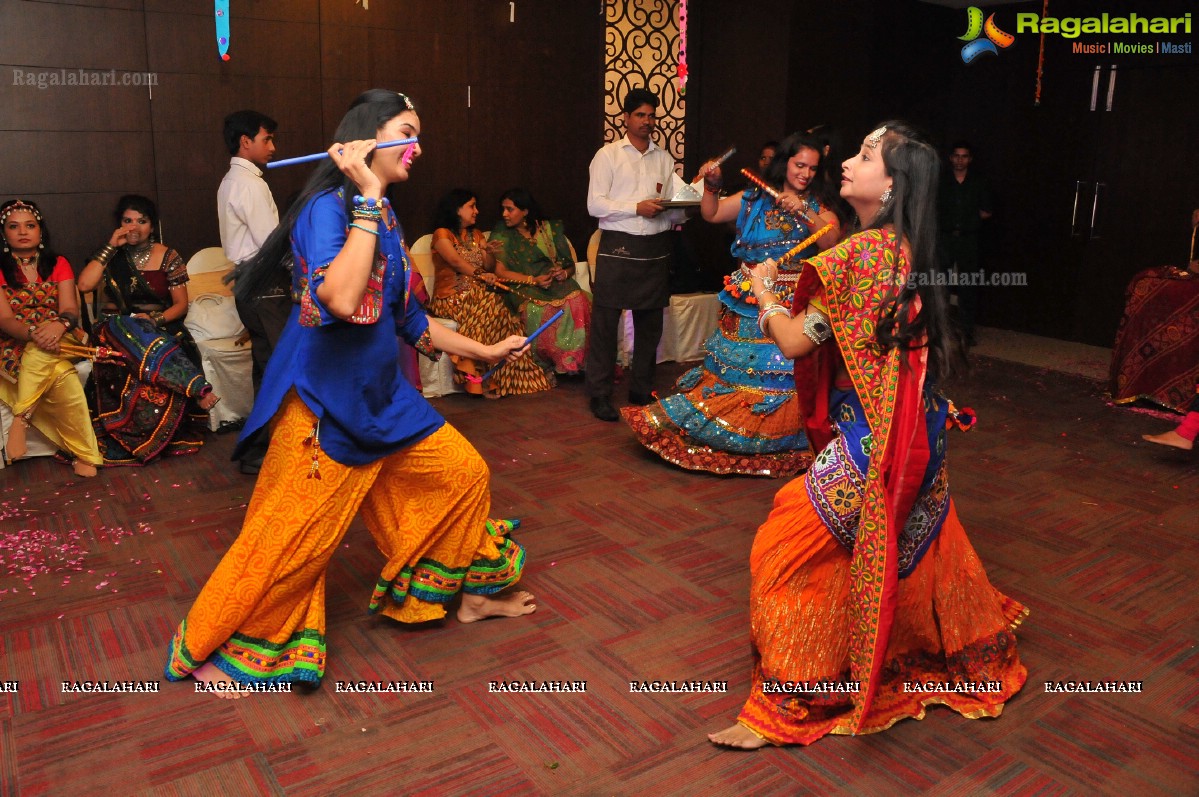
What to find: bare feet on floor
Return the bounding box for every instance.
[72,461,98,478]
[191,661,249,700]
[457,589,537,623]
[5,416,28,461]
[708,723,770,750]
[1142,430,1194,450]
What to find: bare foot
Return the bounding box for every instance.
[708,723,770,750]
[198,393,221,411]
[457,589,537,623]
[72,461,99,478]
[191,661,249,700]
[5,416,28,461]
[1142,430,1194,450]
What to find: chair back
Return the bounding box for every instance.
[587,229,601,269]
[185,247,235,301]
[410,234,435,295]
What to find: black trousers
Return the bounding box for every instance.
[585,230,672,399]
[234,294,291,462]
[942,233,981,334]
[585,305,663,399]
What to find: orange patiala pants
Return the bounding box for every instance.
[165,391,524,686]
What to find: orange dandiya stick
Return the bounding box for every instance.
[58,342,120,362]
[473,274,511,292]
[740,168,780,200]
[742,167,826,228]
[780,223,834,261]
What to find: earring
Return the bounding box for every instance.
[880,187,893,204]
[37,242,44,249]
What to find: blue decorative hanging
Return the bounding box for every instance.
[215,0,230,61]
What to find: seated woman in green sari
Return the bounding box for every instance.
[490,189,591,375]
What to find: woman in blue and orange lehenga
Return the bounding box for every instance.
[622,132,842,477]
[164,90,536,696]
[76,195,220,465]
[709,121,1027,748]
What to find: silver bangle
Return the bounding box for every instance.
[757,304,791,335]
[802,309,832,345]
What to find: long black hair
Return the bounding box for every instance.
[762,131,838,216]
[499,188,547,231]
[806,123,853,226]
[233,89,416,303]
[431,189,477,233]
[0,199,62,284]
[867,120,965,381]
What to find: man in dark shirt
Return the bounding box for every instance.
[939,141,992,343]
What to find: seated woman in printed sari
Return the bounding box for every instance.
[426,189,553,397]
[0,199,102,477]
[76,195,220,465]
[489,188,591,376]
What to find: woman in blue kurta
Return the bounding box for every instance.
[622,132,842,476]
[165,90,538,696]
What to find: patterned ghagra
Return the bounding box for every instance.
[91,247,213,465]
[425,228,553,397]
[622,189,819,477]
[734,228,1027,745]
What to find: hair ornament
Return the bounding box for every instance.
[1,200,42,226]
[866,127,887,149]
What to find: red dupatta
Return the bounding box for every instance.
[791,227,931,733]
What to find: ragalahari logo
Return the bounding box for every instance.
[959,6,1015,63]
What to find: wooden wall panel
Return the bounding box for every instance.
[466,0,605,246]
[143,0,316,23]
[0,2,145,70]
[144,11,320,78]
[0,75,149,133]
[1,0,600,269]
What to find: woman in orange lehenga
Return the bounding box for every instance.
[709,122,1027,748]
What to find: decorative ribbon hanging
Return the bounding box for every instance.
[215,0,230,61]
[677,0,688,95]
[1035,0,1049,105]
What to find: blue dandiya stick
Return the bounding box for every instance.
[479,309,565,381]
[266,137,419,170]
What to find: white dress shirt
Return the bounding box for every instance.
[587,135,687,235]
[217,156,279,264]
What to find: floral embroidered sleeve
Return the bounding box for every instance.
[395,250,434,358]
[293,191,349,327]
[411,326,439,362]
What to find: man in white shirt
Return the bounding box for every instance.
[217,110,283,473]
[584,88,687,422]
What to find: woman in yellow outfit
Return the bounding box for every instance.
[0,199,102,477]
